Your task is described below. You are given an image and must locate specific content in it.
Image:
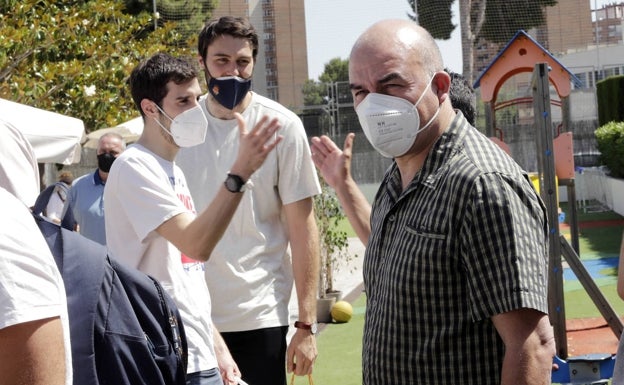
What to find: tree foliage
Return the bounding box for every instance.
[302,79,325,106]
[407,0,557,82]
[480,0,556,43]
[0,0,206,132]
[302,57,349,107]
[318,57,349,84]
[409,0,556,43]
[123,0,217,42]
[407,0,456,40]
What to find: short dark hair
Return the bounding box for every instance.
[445,68,476,126]
[128,53,198,116]
[197,16,259,61]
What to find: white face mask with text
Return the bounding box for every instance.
[355,75,440,158]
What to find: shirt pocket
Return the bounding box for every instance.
[399,222,455,292]
[404,224,448,241]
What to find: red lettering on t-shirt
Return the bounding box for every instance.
[175,191,200,265]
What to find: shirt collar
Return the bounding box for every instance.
[386,112,470,198]
[92,169,105,185]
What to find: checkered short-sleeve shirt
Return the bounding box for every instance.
[362,113,549,385]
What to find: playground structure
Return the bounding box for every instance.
[474,31,623,384]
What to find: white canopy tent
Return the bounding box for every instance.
[83,116,143,149]
[0,98,85,165]
[114,116,143,136]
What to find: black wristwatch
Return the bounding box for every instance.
[294,321,318,335]
[224,173,248,193]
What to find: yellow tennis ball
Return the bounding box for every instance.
[331,300,353,323]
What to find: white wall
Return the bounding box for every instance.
[607,176,624,216]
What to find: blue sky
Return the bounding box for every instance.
[304,0,613,81]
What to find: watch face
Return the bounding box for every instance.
[310,323,318,334]
[225,177,237,191]
[225,174,243,192]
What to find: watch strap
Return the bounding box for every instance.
[294,321,318,334]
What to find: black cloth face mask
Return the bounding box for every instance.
[97,153,116,173]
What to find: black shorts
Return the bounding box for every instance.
[221,326,289,385]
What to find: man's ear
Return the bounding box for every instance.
[140,99,158,118]
[433,71,451,97]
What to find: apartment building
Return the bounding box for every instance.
[594,2,624,45]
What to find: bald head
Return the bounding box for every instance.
[348,19,456,159]
[350,19,443,79]
[97,132,126,158]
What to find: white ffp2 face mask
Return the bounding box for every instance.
[153,104,208,148]
[355,75,439,158]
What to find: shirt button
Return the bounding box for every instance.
[388,214,396,222]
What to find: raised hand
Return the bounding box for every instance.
[310,133,355,189]
[230,112,283,180]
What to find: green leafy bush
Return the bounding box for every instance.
[595,121,624,178]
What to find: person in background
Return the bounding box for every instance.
[0,121,72,385]
[105,52,282,385]
[64,132,125,244]
[446,68,476,126]
[44,171,74,224]
[312,19,555,385]
[176,16,320,385]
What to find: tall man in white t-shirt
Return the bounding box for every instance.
[104,53,282,385]
[176,16,321,385]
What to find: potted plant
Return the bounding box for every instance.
[314,176,353,322]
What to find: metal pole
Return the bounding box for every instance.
[333,82,339,138]
[152,0,158,30]
[594,0,601,84]
[413,0,419,25]
[533,62,567,359]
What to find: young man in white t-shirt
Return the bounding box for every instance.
[104,52,281,385]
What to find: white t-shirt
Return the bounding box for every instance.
[0,188,72,385]
[104,144,217,374]
[177,92,321,332]
[0,120,40,207]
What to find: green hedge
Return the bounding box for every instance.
[596,75,624,126]
[595,121,624,178]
